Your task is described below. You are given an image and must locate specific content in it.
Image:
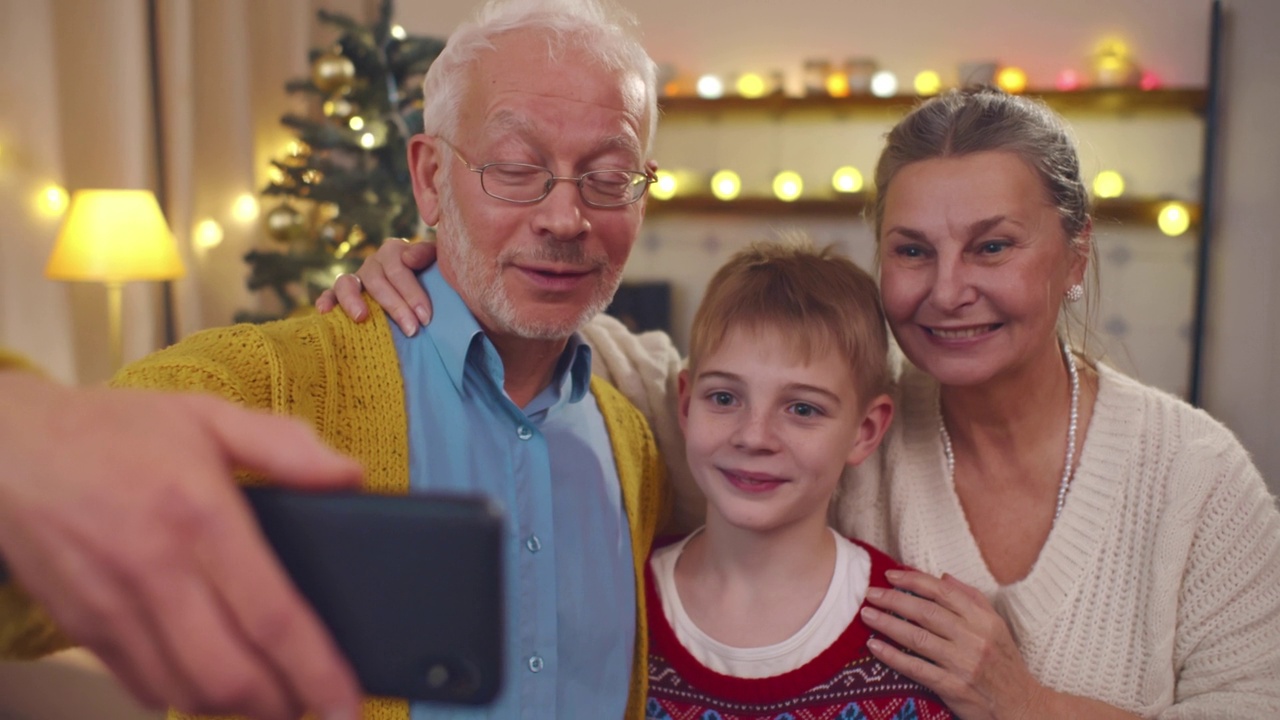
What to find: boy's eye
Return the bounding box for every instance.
[790,402,821,418]
[710,391,735,406]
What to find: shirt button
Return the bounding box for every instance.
[516,424,533,441]
[525,535,542,553]
[527,655,544,673]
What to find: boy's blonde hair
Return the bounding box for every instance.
[688,238,890,407]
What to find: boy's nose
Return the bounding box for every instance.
[731,410,780,452]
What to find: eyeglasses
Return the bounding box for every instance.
[438,138,655,208]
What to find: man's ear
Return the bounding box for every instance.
[845,394,894,468]
[409,134,443,226]
[677,368,692,435]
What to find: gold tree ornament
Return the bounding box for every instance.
[264,204,305,242]
[312,51,356,94]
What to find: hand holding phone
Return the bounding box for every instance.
[243,487,505,705]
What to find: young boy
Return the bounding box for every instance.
[645,240,953,719]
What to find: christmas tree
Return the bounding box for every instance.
[237,0,445,323]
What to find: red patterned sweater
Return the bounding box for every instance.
[644,539,954,720]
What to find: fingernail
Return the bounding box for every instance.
[885,569,904,582]
[401,316,418,336]
[861,607,881,621]
[867,638,885,653]
[415,305,431,325]
[866,587,884,600]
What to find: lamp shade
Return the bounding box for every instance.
[45,189,186,282]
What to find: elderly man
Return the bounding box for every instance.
[0,1,665,719]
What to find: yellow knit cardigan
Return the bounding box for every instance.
[0,306,666,720]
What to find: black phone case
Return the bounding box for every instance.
[243,487,505,705]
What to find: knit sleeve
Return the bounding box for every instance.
[579,313,701,534]
[1159,429,1280,718]
[107,322,280,409]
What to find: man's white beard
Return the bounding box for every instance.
[439,180,623,341]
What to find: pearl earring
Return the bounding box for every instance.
[1066,284,1084,303]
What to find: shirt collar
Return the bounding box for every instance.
[420,265,593,405]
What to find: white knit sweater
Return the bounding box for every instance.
[581,313,1280,718]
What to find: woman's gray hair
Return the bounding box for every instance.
[420,0,658,153]
[872,86,1090,252]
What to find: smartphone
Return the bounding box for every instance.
[243,486,505,705]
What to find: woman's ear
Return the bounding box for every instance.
[1068,218,1093,288]
[408,134,443,226]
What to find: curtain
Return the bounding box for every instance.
[0,0,368,385]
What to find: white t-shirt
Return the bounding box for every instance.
[649,527,872,679]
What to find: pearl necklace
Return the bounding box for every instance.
[938,342,1080,521]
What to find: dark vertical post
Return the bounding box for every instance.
[1189,0,1225,406]
[146,0,178,347]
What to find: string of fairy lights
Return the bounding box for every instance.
[649,38,1196,237]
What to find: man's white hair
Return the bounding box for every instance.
[419,0,659,154]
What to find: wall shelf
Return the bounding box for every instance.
[646,195,1201,232]
[658,87,1207,117]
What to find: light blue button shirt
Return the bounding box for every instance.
[395,267,635,720]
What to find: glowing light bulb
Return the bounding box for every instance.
[1055,69,1082,92]
[194,219,224,249]
[390,25,407,40]
[913,70,942,96]
[1157,202,1191,237]
[870,71,898,98]
[996,67,1028,94]
[736,73,767,99]
[1096,38,1131,59]
[772,171,803,202]
[348,116,365,131]
[696,75,724,99]
[832,166,864,194]
[1092,171,1126,199]
[650,170,678,200]
[232,193,259,222]
[37,184,69,217]
[1139,70,1162,91]
[710,170,741,201]
[825,72,850,98]
[360,132,376,148]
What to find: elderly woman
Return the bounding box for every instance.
[323,87,1280,718]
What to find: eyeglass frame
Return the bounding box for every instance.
[436,137,656,209]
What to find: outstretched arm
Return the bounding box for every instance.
[0,361,363,720]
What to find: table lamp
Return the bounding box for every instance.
[45,189,186,371]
